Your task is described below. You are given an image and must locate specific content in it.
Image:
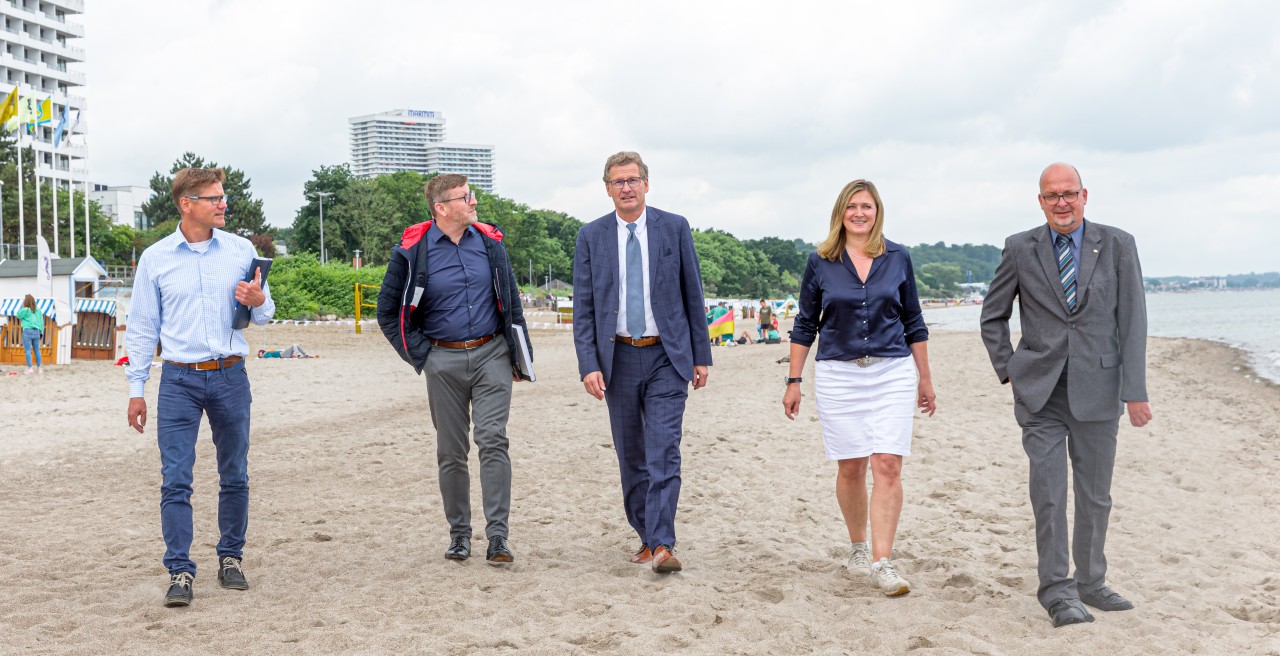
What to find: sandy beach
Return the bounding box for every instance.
[1,315,1278,655]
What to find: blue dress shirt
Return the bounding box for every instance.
[421,223,499,342]
[126,225,276,397]
[790,239,928,361]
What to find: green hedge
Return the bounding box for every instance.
[268,253,387,320]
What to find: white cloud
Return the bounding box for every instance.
[80,0,1280,276]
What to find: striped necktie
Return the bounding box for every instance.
[626,223,646,337]
[1055,233,1078,312]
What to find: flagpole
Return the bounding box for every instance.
[34,139,41,246]
[69,176,75,259]
[52,172,59,256]
[16,103,24,260]
[83,132,90,260]
[84,178,89,259]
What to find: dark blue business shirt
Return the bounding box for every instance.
[421,223,499,342]
[790,239,928,361]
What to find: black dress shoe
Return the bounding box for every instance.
[218,556,249,590]
[1080,585,1134,611]
[445,535,471,561]
[486,536,514,564]
[164,571,194,608]
[1048,599,1095,628]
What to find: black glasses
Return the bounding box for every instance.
[185,194,229,205]
[607,178,645,190]
[438,191,476,204]
[1040,190,1081,204]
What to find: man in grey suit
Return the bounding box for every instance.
[981,162,1154,628]
[573,151,712,574]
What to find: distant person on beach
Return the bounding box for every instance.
[980,162,1152,628]
[573,151,712,574]
[257,344,315,359]
[757,299,773,341]
[782,179,935,597]
[376,173,531,566]
[16,294,44,374]
[125,167,275,608]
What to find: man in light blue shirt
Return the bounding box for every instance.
[125,167,274,608]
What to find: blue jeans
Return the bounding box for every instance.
[156,360,253,575]
[22,328,42,367]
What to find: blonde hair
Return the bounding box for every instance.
[816,179,885,262]
[171,168,226,205]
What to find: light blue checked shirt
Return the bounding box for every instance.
[126,225,276,397]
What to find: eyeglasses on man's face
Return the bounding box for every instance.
[1040,190,1081,204]
[438,190,476,204]
[607,177,646,190]
[185,194,229,206]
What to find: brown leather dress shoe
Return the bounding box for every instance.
[651,546,682,573]
[630,545,653,564]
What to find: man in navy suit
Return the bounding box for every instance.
[573,151,712,574]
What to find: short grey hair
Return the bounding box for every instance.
[602,151,649,182]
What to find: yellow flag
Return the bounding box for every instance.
[0,86,17,132]
[36,96,52,124]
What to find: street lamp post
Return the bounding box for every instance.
[309,191,334,264]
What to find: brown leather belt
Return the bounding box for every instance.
[429,333,498,350]
[165,355,243,370]
[616,335,662,347]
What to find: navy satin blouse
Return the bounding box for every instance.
[789,239,928,361]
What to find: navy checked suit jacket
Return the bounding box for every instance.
[573,206,713,386]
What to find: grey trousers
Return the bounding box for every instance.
[1015,371,1119,609]
[425,336,513,540]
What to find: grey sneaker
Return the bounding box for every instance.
[846,541,871,573]
[869,558,910,596]
[218,556,249,590]
[164,571,194,607]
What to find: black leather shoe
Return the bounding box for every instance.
[218,556,249,590]
[445,535,471,561]
[164,571,194,607]
[1080,585,1134,611]
[486,535,514,565]
[1048,599,1095,628]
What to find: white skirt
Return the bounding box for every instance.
[814,356,917,460]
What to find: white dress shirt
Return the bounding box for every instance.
[616,208,658,337]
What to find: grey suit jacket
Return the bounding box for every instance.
[572,206,713,385]
[980,219,1148,421]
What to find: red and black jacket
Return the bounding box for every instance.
[376,220,531,375]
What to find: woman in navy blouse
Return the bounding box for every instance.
[782,179,936,597]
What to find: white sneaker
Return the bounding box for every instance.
[846,541,871,573]
[869,558,910,596]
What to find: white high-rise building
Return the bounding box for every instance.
[349,109,495,191]
[1,0,88,190]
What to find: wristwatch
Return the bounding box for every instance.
[785,377,803,385]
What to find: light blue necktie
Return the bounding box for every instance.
[1056,233,1078,312]
[626,223,646,337]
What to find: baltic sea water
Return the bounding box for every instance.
[922,289,1280,384]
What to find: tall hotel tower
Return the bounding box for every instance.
[349,109,495,192]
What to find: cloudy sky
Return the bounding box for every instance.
[81,0,1278,277]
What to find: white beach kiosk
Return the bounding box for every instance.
[0,257,112,366]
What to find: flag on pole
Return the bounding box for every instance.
[36,96,52,124]
[19,94,39,132]
[0,86,18,133]
[67,107,80,135]
[53,103,69,148]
